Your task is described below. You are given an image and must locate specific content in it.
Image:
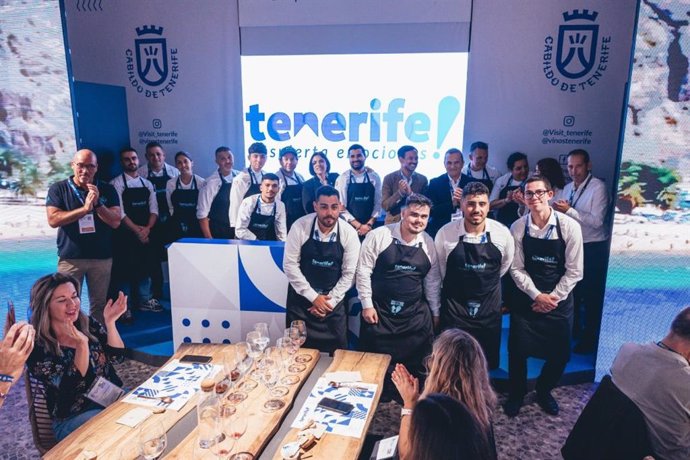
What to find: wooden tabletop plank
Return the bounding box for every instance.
[164,348,321,459]
[270,350,391,460]
[44,343,229,460]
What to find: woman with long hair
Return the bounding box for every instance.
[26,273,128,440]
[535,157,566,197]
[301,150,339,214]
[406,393,495,460]
[392,328,498,459]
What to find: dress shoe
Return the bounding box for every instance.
[502,397,524,417]
[536,391,560,415]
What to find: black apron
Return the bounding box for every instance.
[169,176,200,241]
[441,232,503,369]
[286,218,347,353]
[495,179,524,228]
[280,171,305,231]
[208,171,234,239]
[147,166,171,223]
[247,198,277,241]
[360,237,433,372]
[465,167,494,192]
[509,216,573,362]
[346,171,375,224]
[244,168,262,199]
[115,175,152,279]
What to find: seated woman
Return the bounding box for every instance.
[392,328,497,459]
[406,393,496,460]
[301,151,339,214]
[27,273,128,440]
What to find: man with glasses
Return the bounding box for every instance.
[46,149,122,323]
[504,176,583,417]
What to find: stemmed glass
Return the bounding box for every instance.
[246,331,264,360]
[258,357,285,411]
[227,342,252,404]
[290,320,307,347]
[211,403,236,459]
[227,412,250,460]
[254,322,270,348]
[276,337,293,370]
[223,346,239,385]
[138,420,167,460]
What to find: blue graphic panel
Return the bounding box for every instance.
[237,247,285,313]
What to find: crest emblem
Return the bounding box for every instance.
[135,25,168,87]
[390,300,404,315]
[467,301,481,318]
[556,10,599,79]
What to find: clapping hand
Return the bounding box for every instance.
[452,187,463,207]
[103,291,128,325]
[552,199,570,213]
[391,363,419,408]
[398,180,411,197]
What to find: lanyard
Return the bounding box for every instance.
[568,174,592,207]
[400,171,413,186]
[657,341,690,365]
[282,170,301,185]
[527,219,556,239]
[67,178,87,206]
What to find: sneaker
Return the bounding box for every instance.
[118,309,134,325]
[536,391,560,415]
[502,397,524,417]
[139,298,163,312]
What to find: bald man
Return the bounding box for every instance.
[46,149,122,323]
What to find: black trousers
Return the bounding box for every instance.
[573,240,610,348]
[508,352,568,398]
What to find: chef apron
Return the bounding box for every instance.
[508,216,573,362]
[360,238,433,375]
[441,232,503,369]
[286,218,347,353]
[244,168,262,199]
[208,171,234,239]
[280,171,305,231]
[247,198,277,241]
[495,179,525,228]
[465,167,494,192]
[114,175,152,280]
[146,167,171,286]
[346,171,375,225]
[169,176,200,241]
[147,166,171,223]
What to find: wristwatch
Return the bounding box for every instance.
[400,407,413,418]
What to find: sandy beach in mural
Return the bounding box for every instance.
[0,202,56,241]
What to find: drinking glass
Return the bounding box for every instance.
[227,412,250,460]
[234,342,252,377]
[290,320,307,347]
[246,331,264,360]
[138,421,167,460]
[276,337,293,370]
[223,346,239,385]
[259,357,285,411]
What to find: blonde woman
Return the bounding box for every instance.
[392,328,498,459]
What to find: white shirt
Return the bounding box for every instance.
[110,173,158,219]
[334,168,383,222]
[356,222,442,315]
[164,174,205,216]
[509,209,583,301]
[229,169,267,227]
[283,214,361,306]
[196,170,240,220]
[276,169,306,193]
[137,163,179,180]
[434,218,515,279]
[463,164,501,183]
[489,173,527,202]
[235,194,287,241]
[556,173,610,243]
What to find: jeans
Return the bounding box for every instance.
[53,408,102,441]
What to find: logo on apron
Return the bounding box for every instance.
[464,262,487,271]
[467,301,481,318]
[390,300,404,315]
[531,255,558,264]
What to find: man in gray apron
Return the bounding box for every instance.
[505,176,583,417]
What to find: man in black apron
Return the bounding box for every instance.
[434,182,515,369]
[229,142,268,230]
[166,151,204,241]
[463,141,500,193]
[283,185,361,353]
[504,176,583,417]
[139,142,179,300]
[198,147,239,239]
[277,146,306,231]
[235,173,287,241]
[110,148,162,323]
[357,194,441,389]
[335,144,382,240]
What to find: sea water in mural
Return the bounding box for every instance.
[597,0,690,378]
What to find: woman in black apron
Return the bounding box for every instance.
[208,171,235,239]
[247,198,277,241]
[286,218,347,353]
[169,176,201,241]
[346,171,375,226]
[360,238,433,378]
[441,233,503,369]
[280,170,305,231]
[508,216,573,397]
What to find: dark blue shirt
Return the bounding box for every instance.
[46,177,119,259]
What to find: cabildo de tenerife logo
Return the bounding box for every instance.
[125,25,180,98]
[543,9,611,93]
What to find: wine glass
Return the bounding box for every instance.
[212,403,236,459]
[290,320,307,347]
[254,322,270,343]
[276,337,293,370]
[227,412,250,460]
[259,358,285,411]
[138,421,167,460]
[246,331,264,360]
[223,346,239,385]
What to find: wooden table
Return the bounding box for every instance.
[44,343,236,460]
[164,348,321,459]
[268,350,391,460]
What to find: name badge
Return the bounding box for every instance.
[79,213,96,234]
[451,210,463,222]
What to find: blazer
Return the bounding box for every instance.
[381,170,428,224]
[424,172,472,237]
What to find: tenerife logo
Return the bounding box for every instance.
[390,300,404,315]
[125,25,180,98]
[532,255,558,265]
[311,259,334,268]
[394,264,416,272]
[543,10,611,93]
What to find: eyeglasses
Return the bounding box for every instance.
[73,163,97,171]
[524,189,549,199]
